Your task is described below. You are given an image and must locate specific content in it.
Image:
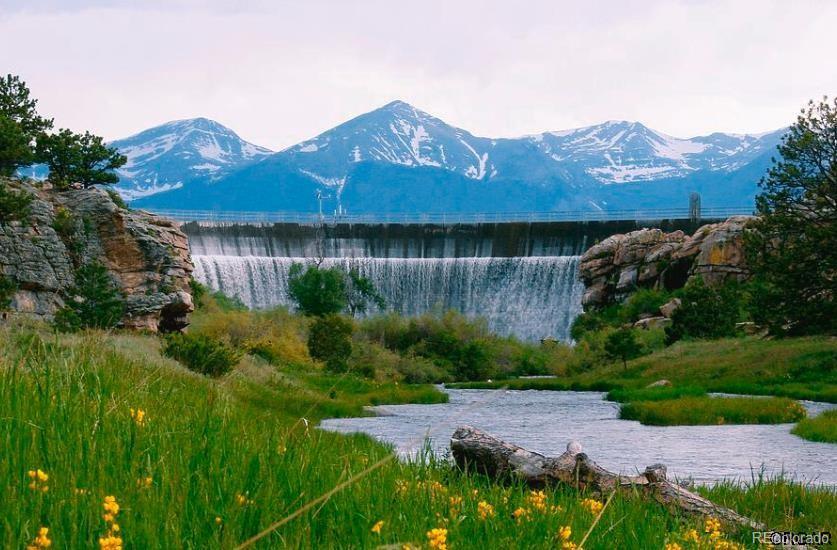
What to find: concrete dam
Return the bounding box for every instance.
[184,219,709,341]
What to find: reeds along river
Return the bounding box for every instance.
[184,221,612,341]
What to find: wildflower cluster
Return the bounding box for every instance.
[558,525,576,549]
[136,476,153,489]
[526,490,547,512]
[426,527,448,550]
[27,469,49,492]
[477,500,495,519]
[664,517,743,550]
[580,497,604,515]
[129,408,146,427]
[99,495,123,550]
[26,527,52,549]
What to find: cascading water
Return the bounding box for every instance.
[186,221,589,341]
[192,254,585,342]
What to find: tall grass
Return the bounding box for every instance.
[620,396,807,426]
[1,326,834,548]
[792,409,837,443]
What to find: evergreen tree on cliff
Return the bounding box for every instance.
[37,129,126,189]
[746,96,837,335]
[0,74,53,176]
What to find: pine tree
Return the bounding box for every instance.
[36,129,126,189]
[746,97,837,335]
[0,74,53,175]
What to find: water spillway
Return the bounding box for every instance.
[185,219,707,341]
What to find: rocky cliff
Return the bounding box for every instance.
[579,216,752,308]
[0,178,193,331]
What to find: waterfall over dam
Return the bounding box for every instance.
[185,219,706,341]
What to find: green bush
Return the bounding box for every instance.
[0,182,32,223]
[53,262,125,332]
[162,332,241,377]
[309,314,354,373]
[604,327,644,371]
[0,274,16,311]
[106,188,128,209]
[665,277,744,344]
[621,288,672,322]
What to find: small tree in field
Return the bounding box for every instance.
[308,314,354,373]
[37,129,126,189]
[0,74,53,176]
[746,96,837,335]
[604,328,642,371]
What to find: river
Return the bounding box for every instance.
[320,389,837,486]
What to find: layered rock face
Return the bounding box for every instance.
[0,178,193,331]
[579,216,752,308]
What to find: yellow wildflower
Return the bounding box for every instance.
[477,500,495,519]
[103,496,120,517]
[580,497,604,515]
[98,534,123,550]
[426,527,447,550]
[215,516,223,525]
[549,504,564,513]
[664,543,682,550]
[74,488,89,496]
[136,476,153,489]
[704,517,722,534]
[395,480,409,495]
[562,543,577,550]
[371,520,384,534]
[27,469,49,492]
[683,529,700,543]
[26,526,52,549]
[558,525,572,541]
[449,495,463,517]
[129,408,147,427]
[512,507,530,522]
[235,492,253,506]
[527,490,548,511]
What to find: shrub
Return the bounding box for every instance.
[190,306,311,367]
[665,277,744,344]
[106,188,128,209]
[162,332,241,377]
[53,262,125,332]
[604,327,644,371]
[0,182,32,223]
[308,314,354,373]
[0,274,16,311]
[620,288,671,322]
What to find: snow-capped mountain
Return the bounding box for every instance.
[129,101,785,213]
[528,121,779,184]
[111,118,272,200]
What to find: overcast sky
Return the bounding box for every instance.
[1,0,835,150]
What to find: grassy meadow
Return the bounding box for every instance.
[619,396,807,426]
[2,322,837,549]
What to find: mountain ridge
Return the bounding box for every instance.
[108,101,785,213]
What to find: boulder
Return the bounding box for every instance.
[578,217,753,308]
[633,316,671,330]
[659,298,682,318]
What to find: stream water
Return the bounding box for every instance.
[320,389,837,486]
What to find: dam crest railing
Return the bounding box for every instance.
[145,206,754,225]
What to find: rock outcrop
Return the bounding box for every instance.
[0,178,193,331]
[579,216,752,308]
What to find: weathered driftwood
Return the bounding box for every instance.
[450,426,765,531]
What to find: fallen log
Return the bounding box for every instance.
[450,426,765,531]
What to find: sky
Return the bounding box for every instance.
[1,0,835,150]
